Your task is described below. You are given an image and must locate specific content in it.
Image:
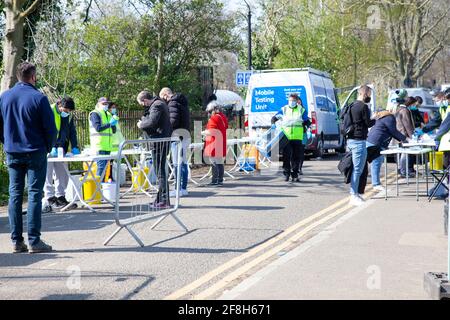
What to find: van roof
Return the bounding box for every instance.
[253,68,331,79]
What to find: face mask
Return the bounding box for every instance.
[444,100,449,107]
[111,108,117,115]
[60,111,70,118]
[364,97,372,104]
[289,101,297,108]
[410,106,418,111]
[102,105,109,112]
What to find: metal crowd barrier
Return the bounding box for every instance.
[104,137,188,247]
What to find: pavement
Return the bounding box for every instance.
[219,186,448,300]
[0,155,447,300]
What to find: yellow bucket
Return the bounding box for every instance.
[241,144,260,170]
[430,152,444,171]
[131,167,150,191]
[83,161,111,182]
[80,176,102,205]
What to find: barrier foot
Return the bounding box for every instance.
[125,226,145,247]
[424,272,450,300]
[170,213,189,232]
[104,226,123,246]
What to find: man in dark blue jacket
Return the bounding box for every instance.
[0,62,57,254]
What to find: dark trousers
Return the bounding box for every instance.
[152,142,170,204]
[211,160,225,184]
[6,151,47,245]
[283,140,304,178]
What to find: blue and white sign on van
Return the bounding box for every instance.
[251,86,308,113]
[236,70,253,87]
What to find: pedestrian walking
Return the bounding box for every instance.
[271,93,309,182]
[159,87,191,197]
[137,90,172,208]
[89,97,117,179]
[203,101,228,186]
[43,97,80,213]
[0,62,57,253]
[344,85,375,206]
[367,110,408,192]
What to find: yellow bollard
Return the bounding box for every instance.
[80,175,102,205]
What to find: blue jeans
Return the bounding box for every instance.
[171,142,189,190]
[367,142,384,187]
[96,150,111,179]
[6,151,47,245]
[347,139,368,195]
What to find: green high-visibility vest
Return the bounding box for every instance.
[111,121,125,152]
[89,108,113,153]
[281,106,305,141]
[52,105,61,133]
[440,106,450,122]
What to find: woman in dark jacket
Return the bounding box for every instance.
[367,111,407,191]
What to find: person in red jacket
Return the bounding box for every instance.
[202,101,228,186]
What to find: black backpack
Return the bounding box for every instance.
[339,102,355,138]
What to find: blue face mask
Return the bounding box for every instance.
[289,101,297,108]
[444,100,449,107]
[102,105,109,112]
[60,111,70,118]
[111,108,117,115]
[410,106,418,111]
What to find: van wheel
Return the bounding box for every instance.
[313,138,325,159]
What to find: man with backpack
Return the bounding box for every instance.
[340,85,375,206]
[159,87,191,197]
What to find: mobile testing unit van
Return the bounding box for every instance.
[245,68,376,157]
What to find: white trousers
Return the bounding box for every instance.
[44,162,69,200]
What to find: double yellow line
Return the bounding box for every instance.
[164,173,397,300]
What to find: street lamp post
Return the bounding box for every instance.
[244,0,252,70]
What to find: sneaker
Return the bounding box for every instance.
[170,190,189,197]
[284,176,290,182]
[206,182,219,186]
[30,240,53,254]
[47,196,58,206]
[292,177,301,183]
[149,201,171,210]
[350,195,365,207]
[54,196,70,209]
[373,185,386,192]
[217,182,224,187]
[13,241,28,253]
[42,205,53,214]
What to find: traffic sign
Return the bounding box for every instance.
[236,70,253,87]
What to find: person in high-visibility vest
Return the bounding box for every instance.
[89,97,117,178]
[424,91,448,133]
[271,93,310,183]
[109,102,124,152]
[435,90,450,168]
[43,97,80,213]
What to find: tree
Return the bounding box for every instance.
[345,0,449,87]
[1,0,42,92]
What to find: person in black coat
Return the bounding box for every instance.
[136,90,172,208]
[160,88,191,197]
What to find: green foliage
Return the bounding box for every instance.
[31,0,239,112]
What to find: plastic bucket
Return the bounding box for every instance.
[112,163,127,186]
[430,152,444,171]
[81,175,101,205]
[102,182,117,203]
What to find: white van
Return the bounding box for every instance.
[245,68,375,157]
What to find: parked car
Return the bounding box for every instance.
[386,88,438,125]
